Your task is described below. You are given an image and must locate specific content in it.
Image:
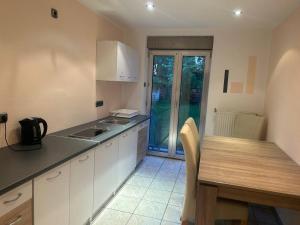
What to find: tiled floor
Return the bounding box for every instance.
[93,155,283,225]
[93,156,185,225]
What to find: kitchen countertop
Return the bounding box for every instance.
[0,115,150,196]
[0,136,97,196]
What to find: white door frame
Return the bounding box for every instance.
[147,50,211,159]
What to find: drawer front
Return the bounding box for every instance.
[0,200,32,225]
[0,182,32,217]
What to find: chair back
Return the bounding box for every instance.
[180,118,200,223]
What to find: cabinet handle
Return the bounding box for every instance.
[106,142,113,147]
[3,193,22,205]
[8,215,22,225]
[46,171,62,181]
[78,155,89,162]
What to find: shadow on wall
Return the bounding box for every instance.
[267,48,300,86]
[265,48,300,162]
[0,26,97,147]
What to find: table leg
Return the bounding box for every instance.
[195,183,218,225]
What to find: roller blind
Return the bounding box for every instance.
[147,36,214,50]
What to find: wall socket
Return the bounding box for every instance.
[0,113,8,123]
[96,100,103,108]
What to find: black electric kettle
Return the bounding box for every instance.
[19,117,48,145]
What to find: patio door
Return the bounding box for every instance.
[147,50,211,158]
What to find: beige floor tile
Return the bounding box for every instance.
[118,184,147,199]
[150,178,175,192]
[161,221,180,225]
[135,166,159,178]
[127,215,161,225]
[93,209,131,225]
[163,205,182,223]
[169,192,184,207]
[144,189,171,204]
[173,181,185,194]
[134,200,167,219]
[126,175,153,188]
[106,195,140,213]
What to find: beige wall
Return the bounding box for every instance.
[122,28,271,135]
[0,0,128,147]
[265,7,300,225]
[266,7,300,164]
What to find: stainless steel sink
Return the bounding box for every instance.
[99,117,131,125]
[69,127,108,139]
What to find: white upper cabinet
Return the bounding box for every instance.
[96,41,139,82]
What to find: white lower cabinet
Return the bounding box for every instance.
[32,125,141,224]
[34,162,70,225]
[128,127,138,171]
[93,137,119,214]
[70,151,94,225]
[118,127,138,186]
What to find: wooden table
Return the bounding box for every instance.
[196,136,300,225]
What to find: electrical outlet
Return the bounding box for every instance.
[96,100,103,108]
[0,113,8,123]
[51,8,58,19]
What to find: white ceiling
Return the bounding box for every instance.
[79,0,300,29]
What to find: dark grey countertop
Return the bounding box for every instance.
[0,115,150,196]
[0,136,97,195]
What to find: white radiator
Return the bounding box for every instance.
[213,111,237,137]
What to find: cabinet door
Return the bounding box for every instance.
[34,162,70,225]
[128,127,138,171]
[127,47,139,81]
[117,42,129,81]
[118,131,131,185]
[93,138,118,214]
[118,127,138,185]
[137,121,150,164]
[117,42,139,82]
[70,150,94,225]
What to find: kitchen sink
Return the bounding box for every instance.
[69,127,108,139]
[99,117,131,125]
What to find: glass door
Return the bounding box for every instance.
[148,51,211,158]
[148,52,178,154]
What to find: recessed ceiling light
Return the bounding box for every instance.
[146,1,155,11]
[233,9,243,17]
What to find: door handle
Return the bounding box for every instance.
[46,171,62,181]
[78,155,89,163]
[3,193,22,204]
